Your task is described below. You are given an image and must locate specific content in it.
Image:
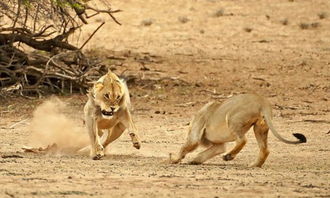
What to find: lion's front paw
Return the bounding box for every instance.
[188,161,202,165]
[92,154,104,160]
[133,142,141,149]
[223,153,234,161]
[129,133,141,149]
[91,145,104,160]
[168,153,180,164]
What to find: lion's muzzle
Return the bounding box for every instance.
[101,110,114,116]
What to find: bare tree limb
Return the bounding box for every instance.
[80,22,105,50]
[0,31,78,51]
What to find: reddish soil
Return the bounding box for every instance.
[0,0,329,197]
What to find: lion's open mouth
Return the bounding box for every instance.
[101,110,113,116]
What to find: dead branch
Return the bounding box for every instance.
[85,5,122,25]
[175,102,196,107]
[301,119,330,124]
[80,22,105,50]
[0,32,78,51]
[0,1,122,96]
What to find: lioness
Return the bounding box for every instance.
[83,71,141,160]
[169,94,306,167]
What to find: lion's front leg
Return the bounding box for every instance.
[129,132,141,149]
[85,116,104,160]
[92,133,104,160]
[123,109,141,150]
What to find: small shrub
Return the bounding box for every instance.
[280,18,289,25]
[141,19,153,26]
[299,22,320,30]
[244,27,252,32]
[178,16,189,24]
[299,23,309,29]
[310,22,320,28]
[318,12,327,19]
[213,9,224,17]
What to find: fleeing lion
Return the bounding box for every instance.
[83,71,141,160]
[169,94,306,167]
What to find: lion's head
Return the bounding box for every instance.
[93,71,125,118]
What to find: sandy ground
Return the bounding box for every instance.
[1,0,330,197]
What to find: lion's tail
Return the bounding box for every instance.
[262,107,307,144]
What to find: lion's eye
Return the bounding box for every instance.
[116,95,121,100]
[104,93,110,99]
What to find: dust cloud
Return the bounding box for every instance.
[28,98,89,154]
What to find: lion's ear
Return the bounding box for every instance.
[106,71,120,82]
[94,82,104,91]
[107,69,115,76]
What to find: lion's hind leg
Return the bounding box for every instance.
[102,123,126,149]
[78,129,108,154]
[222,135,247,161]
[249,119,270,168]
[222,119,250,161]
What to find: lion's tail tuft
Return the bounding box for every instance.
[293,133,307,143]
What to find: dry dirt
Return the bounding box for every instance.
[1,0,330,197]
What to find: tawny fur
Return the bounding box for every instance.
[169,94,306,167]
[80,71,141,160]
